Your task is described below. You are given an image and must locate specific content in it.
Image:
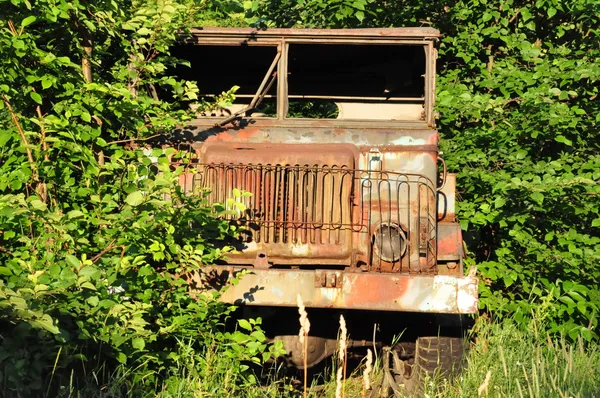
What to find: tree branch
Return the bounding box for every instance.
[105,133,162,145]
[2,96,38,183]
[35,105,50,161]
[81,27,93,83]
[90,239,118,264]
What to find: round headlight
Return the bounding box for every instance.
[373,222,407,263]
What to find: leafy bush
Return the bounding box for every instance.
[435,0,600,341]
[0,0,281,395]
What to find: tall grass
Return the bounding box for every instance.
[42,315,599,398]
[304,316,600,398]
[425,317,600,398]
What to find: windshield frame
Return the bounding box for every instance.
[181,28,439,127]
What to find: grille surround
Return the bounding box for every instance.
[178,163,437,273]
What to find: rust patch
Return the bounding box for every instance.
[192,268,478,314]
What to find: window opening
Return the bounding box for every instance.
[171,44,280,119]
[286,44,426,120]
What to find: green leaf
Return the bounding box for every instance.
[30,199,47,211]
[592,218,600,227]
[21,16,36,27]
[136,27,152,36]
[547,7,557,17]
[530,192,544,205]
[355,11,364,22]
[125,191,145,206]
[65,254,81,268]
[80,281,96,290]
[132,337,145,350]
[83,19,96,33]
[238,319,252,331]
[86,295,99,307]
[79,265,100,280]
[525,21,536,31]
[554,135,572,146]
[0,130,12,146]
[115,351,127,364]
[138,265,154,277]
[30,92,42,104]
[352,1,365,10]
[67,210,84,219]
[250,330,266,341]
[41,78,52,89]
[30,314,60,334]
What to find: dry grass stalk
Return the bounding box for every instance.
[499,345,508,377]
[522,364,534,398]
[361,348,373,397]
[477,370,492,397]
[335,367,344,398]
[297,294,310,398]
[336,315,348,398]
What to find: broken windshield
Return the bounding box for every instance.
[173,36,431,122]
[171,44,280,119]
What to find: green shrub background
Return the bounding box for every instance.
[0,0,598,395]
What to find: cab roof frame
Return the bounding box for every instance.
[179,27,440,127]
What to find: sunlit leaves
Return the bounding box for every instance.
[0,0,265,395]
[21,16,36,27]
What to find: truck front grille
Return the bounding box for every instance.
[198,164,354,245]
[179,163,437,273]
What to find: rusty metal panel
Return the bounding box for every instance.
[180,120,439,146]
[437,173,456,221]
[437,223,462,261]
[179,157,437,273]
[193,267,478,314]
[186,27,441,41]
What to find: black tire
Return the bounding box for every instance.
[393,337,465,397]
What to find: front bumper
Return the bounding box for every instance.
[195,267,479,314]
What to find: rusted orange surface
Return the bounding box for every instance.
[195,267,478,314]
[186,27,442,40]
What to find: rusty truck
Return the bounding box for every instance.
[170,27,478,395]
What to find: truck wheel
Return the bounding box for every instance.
[388,337,465,397]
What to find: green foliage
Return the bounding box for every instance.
[192,0,250,27]
[288,100,340,119]
[236,0,600,340]
[0,0,277,395]
[419,315,600,397]
[436,0,600,341]
[1,0,599,393]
